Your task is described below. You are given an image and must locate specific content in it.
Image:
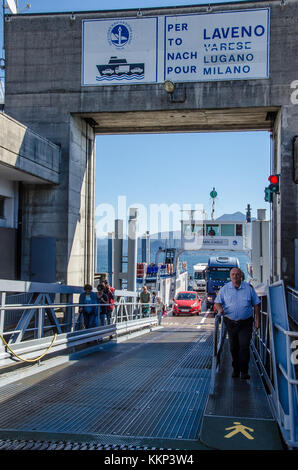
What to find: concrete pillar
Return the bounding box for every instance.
[141,231,150,264]
[279,106,298,286]
[113,219,123,290]
[19,116,95,286]
[252,211,270,286]
[127,208,138,293]
[108,232,114,287]
[65,116,95,286]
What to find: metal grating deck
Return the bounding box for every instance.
[204,341,274,419]
[199,341,285,450]
[0,320,214,448]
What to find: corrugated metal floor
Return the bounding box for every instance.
[205,341,274,419]
[0,316,214,449]
[199,342,285,450]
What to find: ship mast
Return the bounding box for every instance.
[210,187,217,221]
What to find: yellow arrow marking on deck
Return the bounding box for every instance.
[224,422,254,440]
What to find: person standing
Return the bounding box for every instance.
[103,280,115,325]
[151,291,157,315]
[79,284,98,329]
[214,268,261,380]
[156,297,165,325]
[139,285,151,318]
[97,283,109,326]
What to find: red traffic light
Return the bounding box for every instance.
[268,174,279,184]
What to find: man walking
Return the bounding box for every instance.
[139,285,151,318]
[214,268,261,380]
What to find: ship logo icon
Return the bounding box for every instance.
[108,21,132,49]
[96,57,145,82]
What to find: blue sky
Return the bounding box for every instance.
[1,0,271,232]
[95,131,270,222]
[7,1,263,14]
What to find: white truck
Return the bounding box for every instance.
[192,263,207,294]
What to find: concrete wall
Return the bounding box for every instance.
[0,111,61,282]
[0,227,17,279]
[3,0,298,286]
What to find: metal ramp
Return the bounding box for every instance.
[199,342,284,450]
[0,322,214,450]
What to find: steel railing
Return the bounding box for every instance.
[209,313,227,395]
[251,283,298,449]
[0,289,160,367]
[210,282,297,448]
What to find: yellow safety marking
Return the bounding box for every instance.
[224,422,255,440]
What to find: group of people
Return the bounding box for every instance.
[79,267,259,381]
[139,286,167,325]
[78,280,115,329]
[78,282,167,329]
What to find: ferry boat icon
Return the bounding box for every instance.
[97,56,145,78]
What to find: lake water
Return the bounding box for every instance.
[97,247,250,280]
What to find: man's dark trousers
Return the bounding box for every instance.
[224,316,254,374]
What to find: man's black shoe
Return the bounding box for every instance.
[232,370,240,378]
[240,372,250,380]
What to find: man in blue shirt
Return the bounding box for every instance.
[215,268,261,380]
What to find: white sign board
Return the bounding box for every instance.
[182,236,244,251]
[82,8,269,86]
[82,17,159,86]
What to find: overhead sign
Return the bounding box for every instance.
[82,8,269,86]
[182,236,244,251]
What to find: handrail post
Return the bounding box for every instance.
[37,307,43,339]
[210,313,221,395]
[0,292,6,354]
[286,334,295,443]
[0,292,5,336]
[71,304,76,332]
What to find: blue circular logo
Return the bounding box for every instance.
[232,240,238,246]
[108,22,132,49]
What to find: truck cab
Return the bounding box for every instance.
[205,256,240,310]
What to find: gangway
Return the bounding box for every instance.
[0,312,214,450]
[200,333,284,450]
[0,280,296,451]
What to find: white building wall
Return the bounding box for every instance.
[251,219,270,286]
[0,177,18,229]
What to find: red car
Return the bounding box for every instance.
[172,291,201,316]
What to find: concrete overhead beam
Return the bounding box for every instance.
[0,112,60,184]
